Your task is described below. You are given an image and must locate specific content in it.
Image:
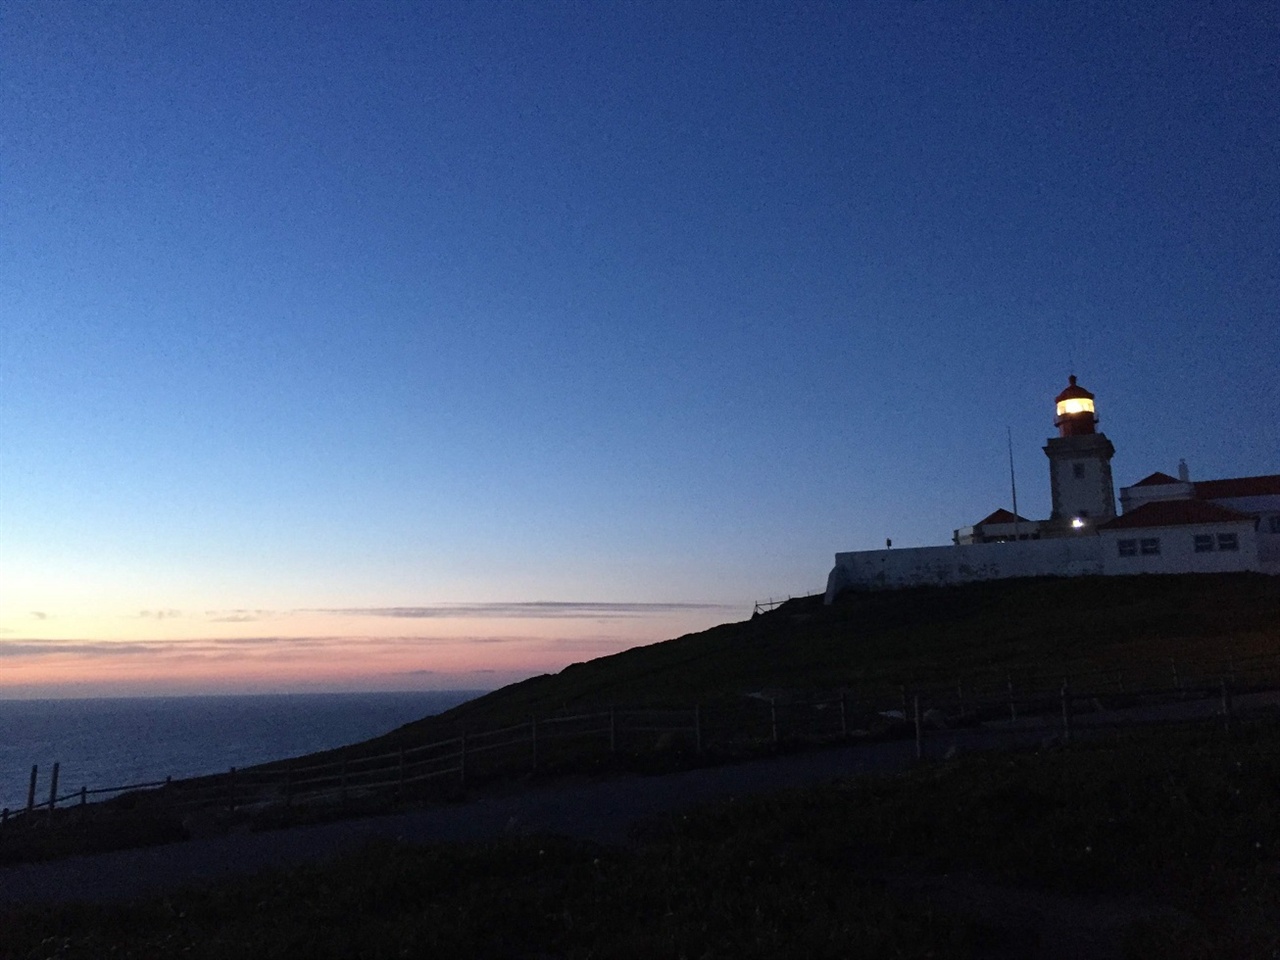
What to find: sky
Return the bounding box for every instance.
[2,0,1277,697]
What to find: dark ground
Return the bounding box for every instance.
[2,689,1272,908]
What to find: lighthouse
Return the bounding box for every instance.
[825,371,1278,599]
[1043,375,1116,532]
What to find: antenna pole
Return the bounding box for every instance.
[1007,426,1020,541]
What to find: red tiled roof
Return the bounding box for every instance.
[1132,471,1180,487]
[975,508,1032,526]
[1100,500,1255,531]
[1194,475,1280,500]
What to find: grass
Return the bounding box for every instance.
[385,573,1280,735]
[4,718,1279,959]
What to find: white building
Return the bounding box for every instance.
[825,378,1280,600]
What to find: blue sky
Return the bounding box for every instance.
[2,0,1277,694]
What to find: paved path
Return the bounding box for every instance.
[0,690,1271,906]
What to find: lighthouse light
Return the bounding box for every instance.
[1056,397,1095,417]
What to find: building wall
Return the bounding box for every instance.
[1261,516,1280,569]
[1204,495,1280,566]
[825,538,1103,600]
[826,522,1271,600]
[1120,480,1194,512]
[1098,521,1261,575]
[955,519,1043,544]
[1045,434,1116,522]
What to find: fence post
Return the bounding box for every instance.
[956,679,965,718]
[913,695,923,761]
[1221,679,1234,732]
[530,718,538,772]
[48,762,60,814]
[228,767,237,812]
[694,704,703,754]
[1006,674,1018,722]
[459,731,468,785]
[839,693,848,739]
[26,765,37,815]
[2,808,7,825]
[770,699,779,745]
[609,708,617,753]
[79,786,87,808]
[1170,658,1180,692]
[1116,671,1125,694]
[1060,679,1072,744]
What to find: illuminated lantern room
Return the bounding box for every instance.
[1054,375,1097,437]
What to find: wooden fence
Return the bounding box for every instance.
[4,649,1278,827]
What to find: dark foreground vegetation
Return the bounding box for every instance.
[3,717,1278,959]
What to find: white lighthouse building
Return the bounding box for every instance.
[1044,375,1116,532]
[824,377,1280,599]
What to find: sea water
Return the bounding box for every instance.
[0,691,483,812]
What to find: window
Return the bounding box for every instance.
[1218,533,1239,551]
[1269,516,1280,534]
[1118,539,1137,557]
[1194,534,1214,553]
[1140,538,1161,556]
[1072,463,1086,479]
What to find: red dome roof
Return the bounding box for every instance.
[1055,375,1094,404]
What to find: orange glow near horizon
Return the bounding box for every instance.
[0,604,732,697]
[0,637,591,695]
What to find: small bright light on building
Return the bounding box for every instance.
[1071,517,1086,529]
[1056,397,1095,417]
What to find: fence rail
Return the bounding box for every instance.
[4,649,1279,828]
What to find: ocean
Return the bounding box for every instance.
[0,690,484,812]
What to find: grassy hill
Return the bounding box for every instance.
[11,572,1274,865]
[394,572,1280,737]
[4,571,1279,933]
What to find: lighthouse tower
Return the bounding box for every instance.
[1042,376,1116,533]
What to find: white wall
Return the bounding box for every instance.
[1098,521,1260,576]
[1207,495,1280,566]
[825,537,1103,600]
[825,523,1273,600]
[1259,515,1280,568]
[1119,480,1194,512]
[1045,434,1116,522]
[1050,454,1114,521]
